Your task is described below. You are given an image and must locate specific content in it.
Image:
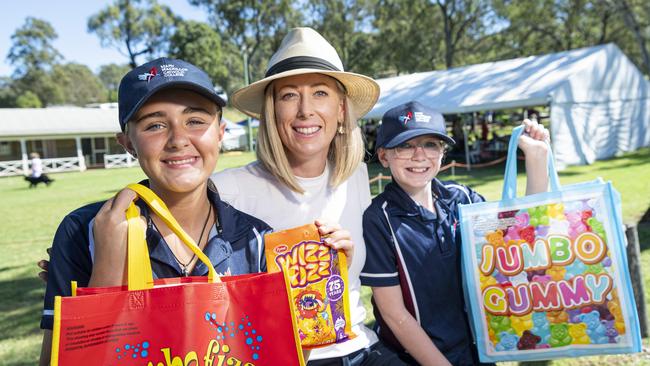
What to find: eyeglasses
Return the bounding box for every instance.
[391,141,446,159]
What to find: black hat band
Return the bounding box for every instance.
[265,56,341,77]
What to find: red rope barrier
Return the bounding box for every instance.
[368,155,518,184]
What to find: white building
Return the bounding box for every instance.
[0,106,123,176]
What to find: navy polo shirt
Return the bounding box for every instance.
[360,179,485,366]
[41,180,271,330]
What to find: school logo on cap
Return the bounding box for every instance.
[414,112,432,123]
[398,111,413,125]
[138,67,158,82]
[159,63,189,77]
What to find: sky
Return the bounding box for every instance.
[0,0,209,77]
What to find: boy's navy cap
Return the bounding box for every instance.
[376,101,455,148]
[118,57,226,131]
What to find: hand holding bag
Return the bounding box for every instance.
[51,183,305,366]
[458,126,642,362]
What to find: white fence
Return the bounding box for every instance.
[0,157,85,177]
[0,160,24,177]
[104,153,139,169]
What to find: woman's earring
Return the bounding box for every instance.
[337,123,345,135]
[130,150,137,158]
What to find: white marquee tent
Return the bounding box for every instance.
[367,43,650,167]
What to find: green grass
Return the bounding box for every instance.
[0,151,255,365]
[0,148,649,365]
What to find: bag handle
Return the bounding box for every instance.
[125,183,219,290]
[501,125,561,201]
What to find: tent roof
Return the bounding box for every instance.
[0,106,119,138]
[366,43,646,119]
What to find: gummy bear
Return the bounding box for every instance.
[531,312,551,343]
[549,324,572,347]
[578,310,609,344]
[607,298,626,334]
[594,303,614,321]
[587,217,606,241]
[532,274,552,286]
[495,332,519,351]
[510,313,533,336]
[480,273,497,290]
[585,263,605,275]
[547,203,565,220]
[605,325,619,343]
[568,323,590,344]
[565,260,587,279]
[547,310,569,324]
[546,266,566,281]
[489,315,513,335]
[519,226,535,244]
[517,330,541,350]
[486,229,506,247]
[529,205,549,227]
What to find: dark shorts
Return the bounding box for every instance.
[307,341,410,366]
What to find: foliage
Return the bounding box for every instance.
[188,0,302,84]
[51,63,108,106]
[4,0,650,106]
[0,77,18,107]
[98,63,131,102]
[6,17,62,77]
[15,91,42,108]
[87,0,179,68]
[307,0,379,75]
[168,20,230,92]
[11,69,64,107]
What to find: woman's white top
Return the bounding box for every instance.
[212,161,377,359]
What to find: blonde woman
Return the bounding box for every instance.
[213,27,406,365]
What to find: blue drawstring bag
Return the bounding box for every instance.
[458,126,642,362]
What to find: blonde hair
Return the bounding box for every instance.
[256,76,365,193]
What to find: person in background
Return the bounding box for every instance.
[361,101,550,366]
[25,152,54,187]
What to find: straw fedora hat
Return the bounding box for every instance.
[231,27,379,120]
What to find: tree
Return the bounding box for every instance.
[373,0,442,75]
[168,20,232,93]
[0,77,17,107]
[15,90,42,108]
[490,0,650,78]
[6,17,62,77]
[88,0,179,68]
[99,63,131,102]
[307,0,379,75]
[435,0,493,68]
[52,63,108,106]
[11,69,63,106]
[614,0,650,75]
[188,0,302,84]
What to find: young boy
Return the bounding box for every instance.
[360,101,550,366]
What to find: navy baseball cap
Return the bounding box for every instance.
[118,57,226,131]
[376,101,455,148]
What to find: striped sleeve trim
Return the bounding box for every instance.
[444,183,472,203]
[252,226,263,271]
[360,272,399,278]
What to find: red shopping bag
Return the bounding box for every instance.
[51,184,305,366]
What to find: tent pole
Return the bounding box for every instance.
[464,116,471,171]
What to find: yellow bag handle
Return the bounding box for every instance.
[125,183,219,290]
